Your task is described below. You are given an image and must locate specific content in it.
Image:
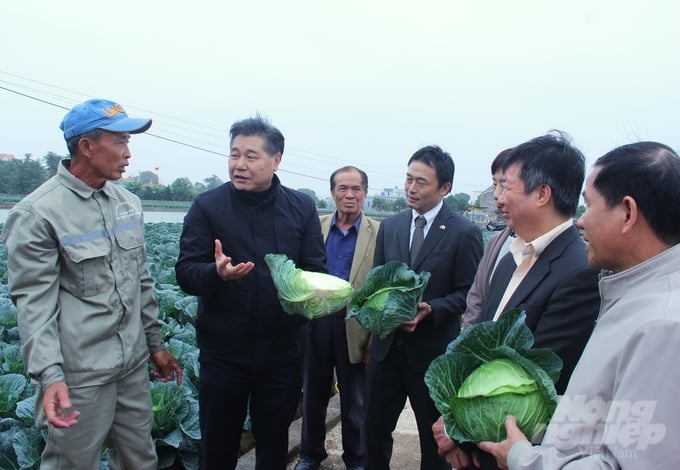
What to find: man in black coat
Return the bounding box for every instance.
[365,145,483,470]
[433,132,601,470]
[175,116,326,470]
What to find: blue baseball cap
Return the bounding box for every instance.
[60,98,152,140]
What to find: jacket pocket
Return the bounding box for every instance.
[61,238,112,297]
[114,222,145,273]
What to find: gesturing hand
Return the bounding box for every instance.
[214,239,255,281]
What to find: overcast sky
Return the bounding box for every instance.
[2,0,678,199]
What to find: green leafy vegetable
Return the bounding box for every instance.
[264,253,354,319]
[0,299,17,344]
[150,379,201,467]
[0,374,27,419]
[346,261,430,339]
[425,309,562,443]
[13,426,44,469]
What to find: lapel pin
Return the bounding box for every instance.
[439,225,446,230]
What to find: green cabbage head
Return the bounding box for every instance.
[264,253,354,319]
[346,261,430,339]
[425,309,562,443]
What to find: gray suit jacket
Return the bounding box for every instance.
[461,227,512,328]
[320,212,380,363]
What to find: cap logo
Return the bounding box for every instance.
[103,103,126,117]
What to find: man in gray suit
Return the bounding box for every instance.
[365,145,483,470]
[461,147,514,329]
[295,166,380,470]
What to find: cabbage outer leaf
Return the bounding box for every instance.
[346,261,430,339]
[424,309,561,443]
[264,253,354,319]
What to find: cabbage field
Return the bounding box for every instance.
[0,223,200,470]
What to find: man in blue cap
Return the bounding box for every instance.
[2,98,182,469]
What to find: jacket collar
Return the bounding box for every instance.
[229,173,281,206]
[58,159,119,200]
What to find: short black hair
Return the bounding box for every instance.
[490,148,513,175]
[503,131,585,217]
[329,166,368,192]
[65,129,104,156]
[229,115,284,157]
[593,142,680,246]
[407,145,455,191]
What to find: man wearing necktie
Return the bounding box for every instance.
[365,145,483,470]
[433,132,601,470]
[409,215,426,263]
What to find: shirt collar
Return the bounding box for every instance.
[509,219,574,264]
[331,212,362,232]
[411,200,443,228]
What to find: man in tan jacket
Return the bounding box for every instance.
[295,166,380,470]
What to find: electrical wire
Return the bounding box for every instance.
[0,72,406,191]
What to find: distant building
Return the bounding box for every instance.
[122,170,159,187]
[465,184,501,228]
[0,153,17,161]
[379,186,406,200]
[362,186,405,212]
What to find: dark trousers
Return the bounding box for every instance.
[364,343,450,470]
[300,315,366,467]
[198,352,301,470]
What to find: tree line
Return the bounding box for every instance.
[0,153,473,213]
[0,153,224,202]
[0,153,62,195]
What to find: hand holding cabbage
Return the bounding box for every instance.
[346,261,430,339]
[425,309,562,443]
[264,253,354,319]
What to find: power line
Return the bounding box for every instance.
[0,72,406,190]
[145,133,328,182]
[0,71,401,175]
[0,83,329,183]
[0,85,69,110]
[0,70,230,134]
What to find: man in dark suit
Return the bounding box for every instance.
[433,132,601,470]
[365,145,483,470]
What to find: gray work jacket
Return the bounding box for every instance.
[2,160,163,390]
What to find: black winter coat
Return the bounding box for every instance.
[175,175,326,365]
